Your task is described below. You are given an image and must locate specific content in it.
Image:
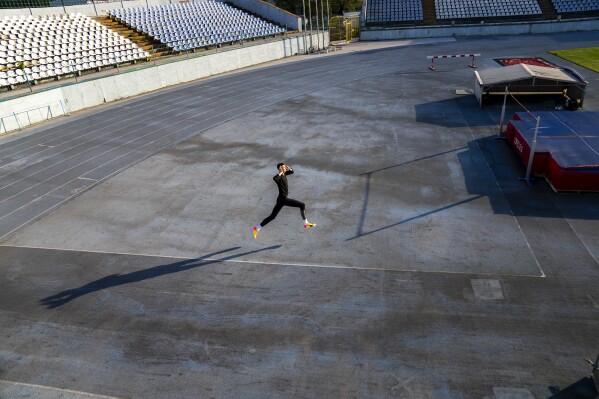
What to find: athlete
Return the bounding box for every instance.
[253,163,316,239]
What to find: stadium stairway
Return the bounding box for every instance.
[421,0,437,25]
[94,16,171,59]
[537,0,558,19]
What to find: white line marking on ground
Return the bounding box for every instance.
[459,103,546,278]
[588,294,599,309]
[0,244,545,278]
[0,379,124,399]
[545,193,599,269]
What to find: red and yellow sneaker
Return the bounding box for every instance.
[304,222,316,229]
[253,226,259,239]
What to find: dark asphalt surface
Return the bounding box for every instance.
[1,32,599,398]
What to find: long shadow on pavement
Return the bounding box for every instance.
[40,245,281,309]
[547,376,598,399]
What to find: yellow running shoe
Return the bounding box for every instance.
[253,226,259,239]
[304,222,316,229]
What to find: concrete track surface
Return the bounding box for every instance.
[1,32,599,398]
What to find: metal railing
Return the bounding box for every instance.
[0,99,69,135]
[0,30,312,99]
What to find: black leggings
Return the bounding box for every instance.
[260,196,306,227]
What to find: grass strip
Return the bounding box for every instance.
[549,47,599,73]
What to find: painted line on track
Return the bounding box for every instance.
[0,244,546,278]
[0,379,124,399]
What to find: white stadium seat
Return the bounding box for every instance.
[0,12,150,89]
[107,1,285,51]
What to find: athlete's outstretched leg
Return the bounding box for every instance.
[254,202,283,238]
[261,202,284,227]
[284,198,315,229]
[282,198,306,220]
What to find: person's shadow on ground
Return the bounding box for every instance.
[40,245,281,309]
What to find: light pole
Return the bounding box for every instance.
[326,0,330,31]
[302,0,307,54]
[314,0,320,49]
[307,0,313,49]
[320,0,325,34]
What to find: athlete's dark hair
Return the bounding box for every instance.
[277,163,285,170]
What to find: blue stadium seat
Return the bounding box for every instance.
[108,1,285,51]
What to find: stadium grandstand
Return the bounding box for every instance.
[108,2,285,52]
[0,0,289,91]
[435,0,542,21]
[1,0,598,92]
[551,0,599,16]
[0,13,149,89]
[363,0,599,26]
[364,0,423,25]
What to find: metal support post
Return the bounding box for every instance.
[70,62,79,82]
[524,116,541,185]
[12,113,22,131]
[302,0,307,54]
[59,100,70,116]
[320,0,325,35]
[307,0,313,49]
[498,86,508,138]
[326,0,330,31]
[469,54,477,68]
[315,0,320,50]
[24,72,33,93]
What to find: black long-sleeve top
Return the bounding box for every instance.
[273,168,294,198]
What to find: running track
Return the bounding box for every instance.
[0,49,418,241]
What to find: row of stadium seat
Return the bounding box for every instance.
[435,0,542,19]
[108,1,285,52]
[0,54,140,87]
[366,0,423,23]
[551,0,599,13]
[0,13,149,88]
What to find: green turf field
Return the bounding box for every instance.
[549,47,599,73]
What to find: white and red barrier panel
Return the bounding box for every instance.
[427,53,481,70]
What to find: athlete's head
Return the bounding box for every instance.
[277,162,285,170]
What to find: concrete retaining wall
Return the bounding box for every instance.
[0,93,67,133]
[361,18,599,40]
[0,32,328,134]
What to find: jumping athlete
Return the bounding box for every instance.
[253,163,316,239]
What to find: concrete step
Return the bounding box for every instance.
[537,0,557,19]
[92,16,168,58]
[421,0,437,24]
